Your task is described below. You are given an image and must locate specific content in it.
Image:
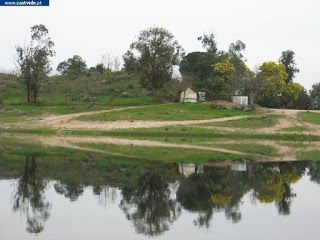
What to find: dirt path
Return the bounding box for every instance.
[198,109,320,135]
[40,115,257,130]
[6,134,252,156]
[4,104,261,130]
[4,134,319,162]
[200,139,320,161]
[3,104,320,135]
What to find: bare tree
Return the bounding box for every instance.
[113,56,121,72]
[101,52,113,72]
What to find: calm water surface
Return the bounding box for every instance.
[0,153,320,240]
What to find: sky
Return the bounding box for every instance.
[0,0,319,90]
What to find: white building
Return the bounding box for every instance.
[179,163,204,177]
[180,88,197,103]
[231,163,247,172]
[232,96,248,106]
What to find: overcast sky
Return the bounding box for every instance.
[0,0,319,89]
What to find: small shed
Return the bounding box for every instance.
[232,96,248,106]
[179,163,204,177]
[231,163,247,172]
[198,92,206,102]
[180,88,197,103]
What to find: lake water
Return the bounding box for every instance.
[0,150,320,240]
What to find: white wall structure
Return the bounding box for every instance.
[180,88,197,103]
[232,96,248,106]
[179,163,204,177]
[231,163,247,172]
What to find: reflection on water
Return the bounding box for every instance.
[1,151,320,239]
[11,155,51,234]
[120,171,181,236]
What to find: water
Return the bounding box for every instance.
[1,151,320,240]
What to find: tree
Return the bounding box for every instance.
[125,27,184,97]
[212,60,236,83]
[123,50,139,74]
[57,55,87,76]
[16,25,55,103]
[81,72,102,105]
[280,83,302,108]
[16,45,33,102]
[228,40,246,59]
[113,56,121,72]
[293,87,312,110]
[179,52,222,89]
[208,60,235,96]
[95,63,105,74]
[101,52,114,72]
[310,82,320,109]
[244,66,264,107]
[279,50,299,84]
[258,62,288,107]
[198,32,218,55]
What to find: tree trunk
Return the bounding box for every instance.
[182,90,186,104]
[250,91,255,107]
[27,87,30,103]
[33,89,37,103]
[152,86,157,98]
[64,91,67,104]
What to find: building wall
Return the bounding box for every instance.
[232,96,248,106]
[180,93,197,103]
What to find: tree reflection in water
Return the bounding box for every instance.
[176,161,317,229]
[119,169,181,236]
[93,185,118,206]
[54,182,84,201]
[11,155,51,234]
[177,166,246,228]
[4,151,320,237]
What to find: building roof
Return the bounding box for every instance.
[183,88,196,94]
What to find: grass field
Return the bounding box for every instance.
[205,143,280,157]
[282,126,308,132]
[197,114,281,129]
[77,103,256,121]
[298,112,320,125]
[297,151,320,160]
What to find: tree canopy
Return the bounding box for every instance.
[279,50,299,84]
[16,24,55,103]
[124,27,184,97]
[57,55,88,76]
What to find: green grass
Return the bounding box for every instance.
[207,143,280,157]
[0,73,164,123]
[297,151,320,160]
[60,126,320,142]
[0,146,181,188]
[198,114,281,129]
[77,103,256,122]
[77,143,253,163]
[298,112,320,125]
[281,126,308,132]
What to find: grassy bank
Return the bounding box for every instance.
[298,112,320,125]
[76,103,257,121]
[58,126,320,142]
[197,114,281,129]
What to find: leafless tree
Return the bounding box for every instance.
[101,52,114,72]
[113,56,121,72]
